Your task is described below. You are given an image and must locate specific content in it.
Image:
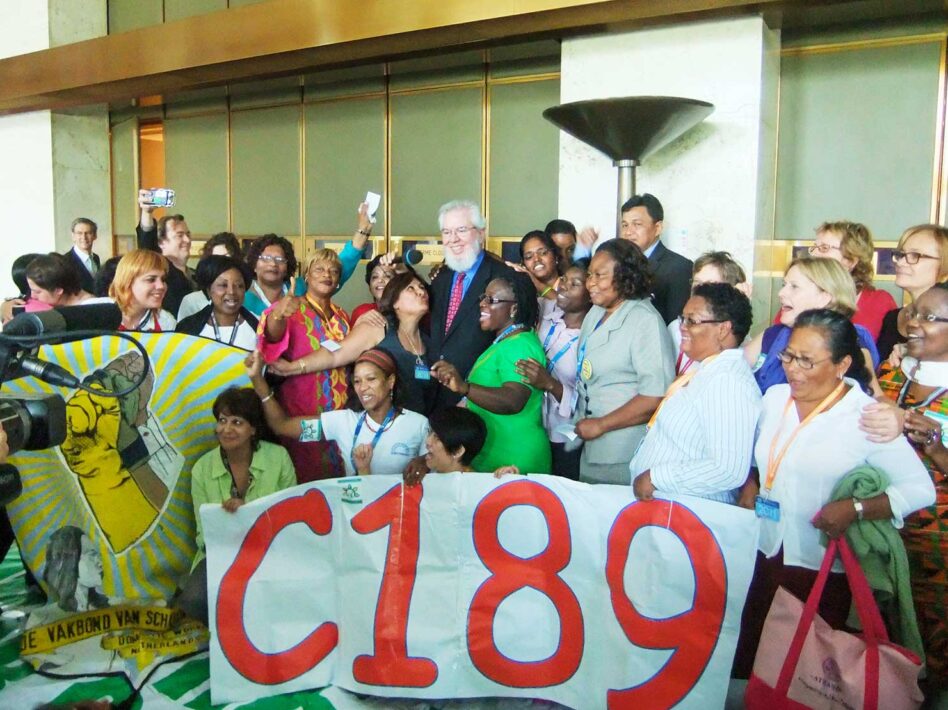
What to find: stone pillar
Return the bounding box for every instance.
[0,0,109,293]
[558,16,780,302]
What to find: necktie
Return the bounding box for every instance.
[445,272,465,333]
[88,256,98,275]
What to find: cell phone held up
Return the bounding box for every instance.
[142,188,175,208]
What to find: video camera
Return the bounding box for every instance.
[0,303,143,507]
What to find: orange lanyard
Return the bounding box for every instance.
[647,353,721,428]
[763,380,846,492]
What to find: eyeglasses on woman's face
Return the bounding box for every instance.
[478,294,516,306]
[904,305,948,324]
[892,250,940,266]
[777,349,833,370]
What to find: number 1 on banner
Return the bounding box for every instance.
[351,483,438,687]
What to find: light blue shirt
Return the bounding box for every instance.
[451,249,485,301]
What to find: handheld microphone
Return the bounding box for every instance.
[403,248,424,266]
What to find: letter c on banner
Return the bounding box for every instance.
[217,489,338,684]
[605,500,726,709]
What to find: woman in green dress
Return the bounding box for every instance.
[431,273,552,474]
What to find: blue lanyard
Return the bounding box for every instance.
[493,323,523,345]
[350,407,396,473]
[547,335,578,373]
[542,322,558,350]
[575,314,607,380]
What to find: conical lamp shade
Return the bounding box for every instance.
[543,96,714,162]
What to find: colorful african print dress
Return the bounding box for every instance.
[879,363,948,685]
[258,296,350,482]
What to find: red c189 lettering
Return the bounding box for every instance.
[605,500,727,708]
[217,489,338,685]
[467,480,584,687]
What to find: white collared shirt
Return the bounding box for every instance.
[754,381,934,570]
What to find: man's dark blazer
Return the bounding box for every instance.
[648,241,693,325]
[63,247,100,295]
[428,252,516,409]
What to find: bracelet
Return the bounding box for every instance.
[926,429,940,446]
[462,381,471,397]
[260,391,275,404]
[357,228,371,237]
[299,361,306,375]
[852,498,864,521]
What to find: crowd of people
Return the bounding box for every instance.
[2,190,947,697]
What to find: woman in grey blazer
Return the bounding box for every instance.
[573,240,675,484]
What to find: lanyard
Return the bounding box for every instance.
[493,323,523,345]
[129,310,159,332]
[675,350,694,377]
[764,380,846,492]
[542,321,578,373]
[252,280,288,308]
[647,352,721,428]
[210,312,243,346]
[575,314,608,380]
[896,378,947,410]
[351,407,396,473]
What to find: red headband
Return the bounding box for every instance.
[355,349,397,377]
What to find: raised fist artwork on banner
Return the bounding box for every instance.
[4,333,248,684]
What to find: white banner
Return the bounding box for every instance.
[204,474,759,709]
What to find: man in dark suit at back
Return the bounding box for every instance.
[63,217,101,294]
[429,199,516,409]
[572,194,692,324]
[619,194,692,324]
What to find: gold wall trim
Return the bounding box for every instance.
[780,32,946,56]
[389,80,486,97]
[303,91,388,105]
[487,72,561,85]
[936,37,948,224]
[482,75,490,221]
[0,0,816,115]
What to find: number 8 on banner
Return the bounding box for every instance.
[467,480,584,687]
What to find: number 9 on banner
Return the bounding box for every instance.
[605,500,726,708]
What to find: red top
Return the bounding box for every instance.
[351,302,378,324]
[851,286,897,341]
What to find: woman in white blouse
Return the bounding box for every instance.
[631,282,760,503]
[732,308,935,678]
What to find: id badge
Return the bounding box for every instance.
[414,364,431,381]
[755,495,780,521]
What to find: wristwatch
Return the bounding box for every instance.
[852,498,865,521]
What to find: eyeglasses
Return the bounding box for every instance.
[478,294,516,306]
[777,349,832,370]
[808,243,841,255]
[680,316,725,328]
[892,250,940,265]
[904,306,948,324]
[441,226,476,239]
[258,254,288,265]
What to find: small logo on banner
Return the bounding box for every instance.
[337,479,363,505]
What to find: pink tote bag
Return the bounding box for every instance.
[745,537,924,710]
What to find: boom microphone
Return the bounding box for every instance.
[3,303,122,338]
